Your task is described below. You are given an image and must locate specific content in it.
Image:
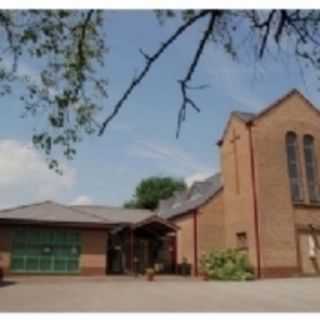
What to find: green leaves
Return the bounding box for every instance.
[200,249,255,281]
[0,10,108,172]
[124,176,186,210]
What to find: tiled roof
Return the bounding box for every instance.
[70,205,153,224]
[157,173,223,219]
[0,201,154,226]
[0,201,110,225]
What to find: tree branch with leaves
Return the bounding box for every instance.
[1,10,320,172]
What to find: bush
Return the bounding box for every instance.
[200,249,255,281]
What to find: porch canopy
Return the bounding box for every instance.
[133,215,178,235]
[106,215,178,275]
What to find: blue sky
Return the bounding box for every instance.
[1,10,320,209]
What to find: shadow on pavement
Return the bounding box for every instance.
[0,281,16,288]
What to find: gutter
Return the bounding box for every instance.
[247,121,261,278]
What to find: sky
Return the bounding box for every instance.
[1,10,320,209]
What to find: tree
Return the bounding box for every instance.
[0,10,107,172]
[1,10,320,170]
[123,176,186,211]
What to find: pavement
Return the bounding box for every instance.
[1,275,320,312]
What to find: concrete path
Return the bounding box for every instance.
[1,276,320,312]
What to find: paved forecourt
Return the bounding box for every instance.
[0,276,320,312]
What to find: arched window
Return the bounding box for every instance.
[303,135,320,202]
[286,132,303,202]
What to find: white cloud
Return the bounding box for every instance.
[204,48,269,111]
[70,195,93,206]
[128,138,215,179]
[185,171,215,187]
[0,139,76,209]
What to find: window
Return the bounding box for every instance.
[236,232,248,249]
[286,132,303,202]
[303,135,320,202]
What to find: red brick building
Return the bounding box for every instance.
[0,201,177,276]
[1,89,320,278]
[158,89,320,278]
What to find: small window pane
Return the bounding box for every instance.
[303,135,320,202]
[287,146,296,161]
[286,132,303,202]
[289,164,299,178]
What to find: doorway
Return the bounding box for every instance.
[298,230,320,275]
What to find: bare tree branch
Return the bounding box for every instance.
[176,11,219,138]
[274,10,287,43]
[258,10,276,58]
[98,10,211,136]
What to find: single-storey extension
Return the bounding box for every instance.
[0,201,177,276]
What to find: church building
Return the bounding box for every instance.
[158,89,320,278]
[1,89,320,278]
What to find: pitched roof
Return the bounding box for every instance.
[0,201,155,226]
[157,173,223,220]
[70,205,154,224]
[0,201,111,225]
[218,89,319,146]
[232,111,256,122]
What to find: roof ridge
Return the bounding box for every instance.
[0,200,56,215]
[0,201,111,224]
[217,88,307,146]
[232,110,256,115]
[71,204,151,213]
[253,88,319,121]
[66,205,113,223]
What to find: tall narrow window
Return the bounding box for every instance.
[286,132,303,202]
[303,135,320,202]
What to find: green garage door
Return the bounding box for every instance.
[11,228,81,273]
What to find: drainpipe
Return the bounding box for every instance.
[248,122,261,278]
[130,227,134,275]
[171,234,177,274]
[193,210,198,276]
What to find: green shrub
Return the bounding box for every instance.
[200,249,255,281]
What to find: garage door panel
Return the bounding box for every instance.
[26,257,39,271]
[54,259,67,272]
[11,228,81,274]
[11,257,25,271]
[39,257,53,271]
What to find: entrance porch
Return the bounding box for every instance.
[107,216,178,275]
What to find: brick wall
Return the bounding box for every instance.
[171,191,225,275]
[250,92,320,277]
[80,229,108,275]
[197,190,225,257]
[220,116,259,270]
[172,213,195,269]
